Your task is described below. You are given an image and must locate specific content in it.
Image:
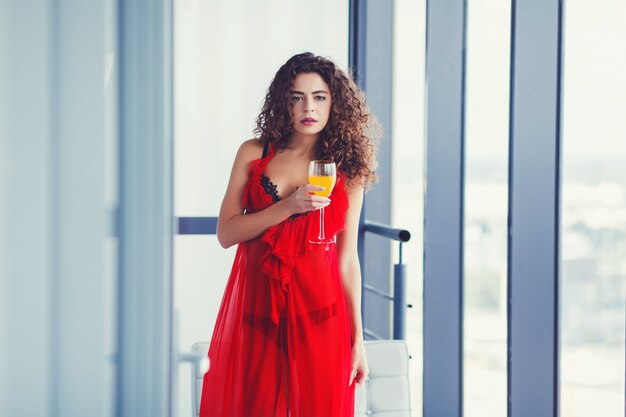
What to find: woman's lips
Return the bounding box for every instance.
[301,118,317,126]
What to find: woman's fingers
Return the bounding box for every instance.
[349,369,367,387]
[298,185,330,209]
[309,198,331,208]
[349,359,370,386]
[354,371,362,386]
[353,370,369,387]
[349,367,356,385]
[303,184,325,193]
[286,184,331,214]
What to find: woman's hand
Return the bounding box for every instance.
[283,184,331,215]
[349,341,369,387]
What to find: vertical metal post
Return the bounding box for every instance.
[117,0,174,416]
[393,242,407,340]
[508,1,563,416]
[392,266,406,340]
[423,0,467,416]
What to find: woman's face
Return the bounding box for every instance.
[288,72,332,137]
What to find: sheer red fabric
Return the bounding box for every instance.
[199,146,355,417]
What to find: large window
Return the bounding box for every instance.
[560,1,626,416]
[392,0,426,413]
[463,1,511,417]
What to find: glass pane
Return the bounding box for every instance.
[560,1,626,416]
[392,0,426,414]
[173,1,349,416]
[463,1,511,416]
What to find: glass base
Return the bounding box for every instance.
[309,237,335,244]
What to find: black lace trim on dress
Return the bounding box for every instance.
[260,174,280,202]
[260,174,307,219]
[262,142,270,158]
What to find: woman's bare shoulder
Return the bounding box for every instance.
[236,138,264,160]
[342,174,365,195]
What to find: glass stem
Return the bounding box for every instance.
[318,206,326,240]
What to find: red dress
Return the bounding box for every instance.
[199,145,355,417]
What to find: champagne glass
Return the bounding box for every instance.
[308,160,337,244]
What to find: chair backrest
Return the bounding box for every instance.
[191,342,209,417]
[354,340,412,417]
[191,339,412,417]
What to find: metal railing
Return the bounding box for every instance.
[176,216,411,340]
[361,220,411,340]
[177,217,217,235]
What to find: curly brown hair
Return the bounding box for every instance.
[254,52,380,188]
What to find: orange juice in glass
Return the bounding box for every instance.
[308,175,335,197]
[308,160,336,244]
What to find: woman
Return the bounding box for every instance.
[199,52,379,417]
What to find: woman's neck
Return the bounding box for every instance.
[285,133,320,159]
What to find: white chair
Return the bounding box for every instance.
[191,339,412,417]
[354,340,412,417]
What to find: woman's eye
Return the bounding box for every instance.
[290,96,303,102]
[315,95,327,101]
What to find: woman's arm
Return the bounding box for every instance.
[217,139,328,249]
[337,179,369,387]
